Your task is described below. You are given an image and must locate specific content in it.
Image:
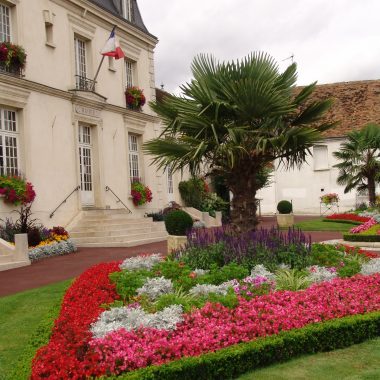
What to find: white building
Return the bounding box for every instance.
[0,0,185,246]
[258,79,380,215]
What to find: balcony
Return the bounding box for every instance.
[75,75,96,92]
[0,63,22,78]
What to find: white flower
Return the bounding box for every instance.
[136,277,174,300]
[250,264,276,281]
[120,253,163,271]
[189,282,232,297]
[361,258,380,275]
[307,265,337,283]
[193,268,210,276]
[91,305,183,338]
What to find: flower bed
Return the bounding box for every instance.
[324,213,371,224]
[32,241,380,378]
[28,239,76,262]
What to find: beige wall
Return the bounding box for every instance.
[257,138,361,215]
[0,0,184,228]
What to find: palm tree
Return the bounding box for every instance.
[144,53,336,230]
[333,123,380,206]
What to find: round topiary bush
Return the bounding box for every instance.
[164,210,193,236]
[277,200,293,214]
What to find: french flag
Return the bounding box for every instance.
[101,28,125,59]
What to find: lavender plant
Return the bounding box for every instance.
[180,226,312,270]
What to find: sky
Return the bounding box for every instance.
[138,0,380,94]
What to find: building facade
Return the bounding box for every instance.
[258,80,380,214]
[0,0,183,228]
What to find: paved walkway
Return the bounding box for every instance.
[0,216,351,297]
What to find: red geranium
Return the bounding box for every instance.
[326,213,371,223]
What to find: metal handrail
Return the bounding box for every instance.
[105,186,132,214]
[49,186,80,218]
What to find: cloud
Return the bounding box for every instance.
[138,0,380,93]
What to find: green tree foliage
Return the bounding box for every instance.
[333,123,380,206]
[144,52,336,230]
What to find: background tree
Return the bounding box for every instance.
[144,52,336,230]
[333,123,380,206]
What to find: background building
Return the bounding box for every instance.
[258,80,380,214]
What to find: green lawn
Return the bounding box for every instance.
[0,280,71,380]
[294,218,356,232]
[1,279,379,380]
[237,337,380,379]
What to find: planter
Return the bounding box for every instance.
[276,213,294,228]
[167,235,187,253]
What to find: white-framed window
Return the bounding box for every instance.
[0,108,19,176]
[0,3,11,42]
[125,59,135,88]
[74,36,87,88]
[121,0,132,21]
[128,134,140,182]
[313,145,329,171]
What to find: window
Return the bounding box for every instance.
[121,0,132,21]
[74,37,88,89]
[313,145,329,171]
[167,167,173,194]
[128,134,140,182]
[125,59,135,88]
[0,108,18,176]
[0,4,11,42]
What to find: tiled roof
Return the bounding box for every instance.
[88,0,151,35]
[308,79,380,138]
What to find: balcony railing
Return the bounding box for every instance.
[75,75,96,91]
[0,62,23,78]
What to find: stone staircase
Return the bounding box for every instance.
[68,209,168,247]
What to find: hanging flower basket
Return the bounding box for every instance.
[0,175,35,205]
[0,42,27,74]
[125,86,146,111]
[320,193,339,205]
[131,180,152,206]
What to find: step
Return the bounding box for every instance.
[81,208,130,216]
[81,214,153,222]
[70,221,166,233]
[70,225,166,238]
[71,231,168,244]
[72,220,156,229]
[75,236,168,248]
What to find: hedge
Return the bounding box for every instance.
[104,311,380,380]
[343,234,380,242]
[322,219,361,225]
[9,298,64,380]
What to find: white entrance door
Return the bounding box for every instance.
[78,124,94,206]
[167,166,174,203]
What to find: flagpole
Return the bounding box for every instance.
[91,25,117,91]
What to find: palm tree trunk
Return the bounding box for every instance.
[368,176,376,207]
[227,168,259,232]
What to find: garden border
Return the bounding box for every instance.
[343,234,380,242]
[322,219,361,225]
[105,312,380,380]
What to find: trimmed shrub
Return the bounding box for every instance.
[165,210,193,236]
[178,178,206,209]
[343,233,380,242]
[277,200,292,214]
